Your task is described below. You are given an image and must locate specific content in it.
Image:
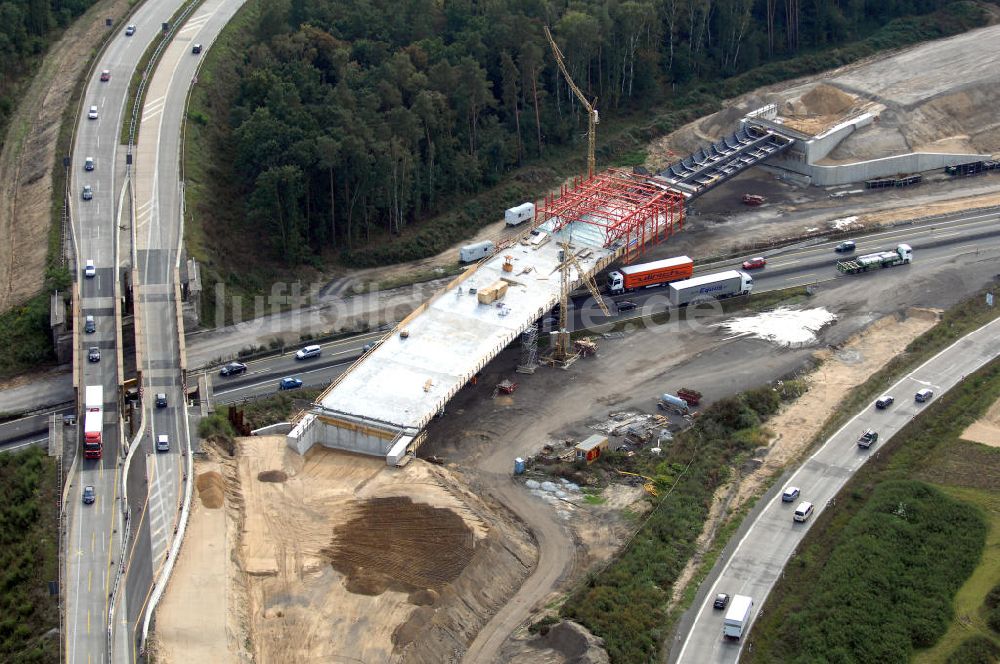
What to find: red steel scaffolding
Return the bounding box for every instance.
[538,169,686,263]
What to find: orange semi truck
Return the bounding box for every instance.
[608,255,694,294]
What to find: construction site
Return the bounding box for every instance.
[154,21,1000,664]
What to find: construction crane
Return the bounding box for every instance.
[544,25,599,178]
[553,241,610,362]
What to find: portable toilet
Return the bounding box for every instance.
[514,457,526,475]
[505,202,535,226]
[575,434,609,464]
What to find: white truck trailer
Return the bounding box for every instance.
[723,594,754,640]
[668,270,753,307]
[459,240,496,263]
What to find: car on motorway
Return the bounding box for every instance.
[742,256,766,270]
[219,361,248,377]
[87,105,98,119]
[155,393,167,408]
[616,300,637,312]
[100,69,111,82]
[279,377,303,390]
[156,434,170,452]
[192,43,203,54]
[713,593,730,609]
[875,395,894,409]
[781,486,801,502]
[857,428,879,449]
[84,315,95,333]
[81,185,93,200]
[124,24,136,36]
[295,344,321,360]
[363,340,382,353]
[82,485,96,504]
[84,259,96,278]
[915,388,934,403]
[793,501,814,522]
[84,156,94,171]
[835,240,856,253]
[88,346,101,362]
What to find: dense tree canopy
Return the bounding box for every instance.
[215,0,971,265]
[0,0,96,142]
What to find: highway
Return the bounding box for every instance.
[4,210,999,446]
[64,4,187,664]
[113,1,248,661]
[671,316,1000,663]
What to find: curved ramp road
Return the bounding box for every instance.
[672,316,1000,663]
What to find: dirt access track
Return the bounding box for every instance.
[0,0,132,311]
[153,437,535,663]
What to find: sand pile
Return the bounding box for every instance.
[196,471,225,509]
[799,83,854,116]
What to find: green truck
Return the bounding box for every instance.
[837,243,912,274]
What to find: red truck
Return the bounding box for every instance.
[608,256,694,294]
[83,385,103,459]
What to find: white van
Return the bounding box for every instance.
[295,344,321,360]
[793,501,814,522]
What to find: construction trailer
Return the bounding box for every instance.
[460,241,496,263]
[575,434,609,464]
[505,202,535,226]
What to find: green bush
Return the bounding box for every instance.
[0,447,58,662]
[945,635,1000,664]
[770,481,985,664]
[197,413,235,442]
[561,385,797,662]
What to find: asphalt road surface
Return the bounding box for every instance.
[64,4,188,663]
[114,1,248,661]
[672,316,1000,662]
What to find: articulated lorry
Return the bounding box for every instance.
[723,594,754,640]
[83,385,103,459]
[668,270,753,307]
[608,256,693,294]
[837,243,912,274]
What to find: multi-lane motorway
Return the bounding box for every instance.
[64,4,187,663]
[672,318,1000,662]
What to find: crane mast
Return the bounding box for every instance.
[544,25,599,178]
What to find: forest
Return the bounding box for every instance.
[200,0,986,268]
[0,0,96,146]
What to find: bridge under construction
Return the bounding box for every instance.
[287,170,685,460]
[287,113,801,462]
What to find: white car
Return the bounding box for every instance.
[87,105,98,119]
[156,434,170,452]
[84,260,96,278]
[295,344,321,360]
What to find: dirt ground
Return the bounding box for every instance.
[665,307,941,610]
[0,0,131,311]
[151,461,246,664]
[152,437,536,663]
[960,395,1000,447]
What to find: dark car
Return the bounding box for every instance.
[82,486,96,504]
[781,486,801,502]
[84,315,96,333]
[713,593,730,609]
[616,300,637,312]
[192,43,202,54]
[88,346,101,363]
[875,395,894,409]
[219,362,247,377]
[742,256,766,270]
[155,393,167,408]
[835,240,857,253]
[858,429,879,449]
[100,70,111,82]
[279,377,303,390]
